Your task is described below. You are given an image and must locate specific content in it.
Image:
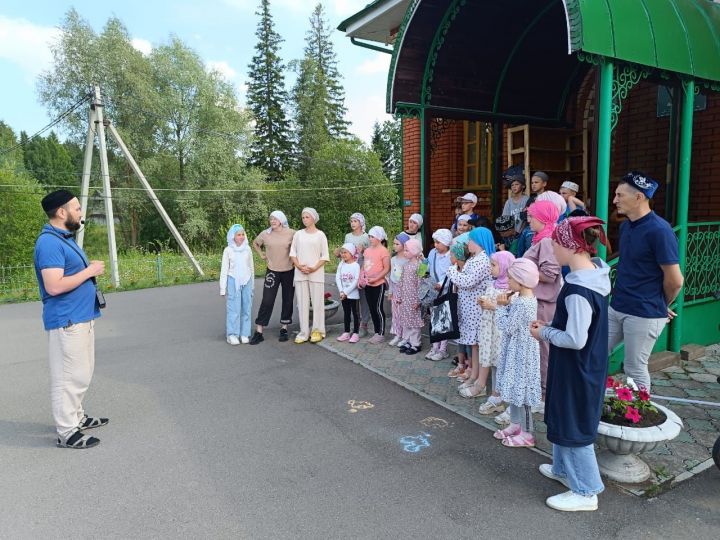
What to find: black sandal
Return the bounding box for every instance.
[57,430,100,449]
[405,346,421,355]
[79,415,109,430]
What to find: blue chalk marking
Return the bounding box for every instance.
[400,433,431,453]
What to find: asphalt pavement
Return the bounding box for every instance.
[1,281,718,539]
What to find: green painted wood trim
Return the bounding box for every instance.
[595,60,614,260]
[350,37,392,54]
[386,0,422,114]
[670,79,695,352]
[421,0,465,106]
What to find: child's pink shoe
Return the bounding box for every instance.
[348,333,360,343]
[493,423,521,440]
[337,332,351,342]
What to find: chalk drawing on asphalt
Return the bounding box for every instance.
[420,417,450,429]
[400,433,431,453]
[348,400,375,413]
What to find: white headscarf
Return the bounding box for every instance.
[537,191,567,216]
[350,212,366,232]
[226,224,252,289]
[432,228,453,247]
[266,210,288,234]
[302,207,319,224]
[368,225,387,242]
[409,213,424,228]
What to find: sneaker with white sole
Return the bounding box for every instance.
[396,339,408,348]
[388,335,401,347]
[494,410,511,425]
[539,464,569,488]
[545,491,597,512]
[227,335,240,345]
[424,349,436,359]
[240,336,250,344]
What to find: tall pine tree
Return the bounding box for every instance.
[246,0,292,180]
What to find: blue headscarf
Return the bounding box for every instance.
[468,227,496,257]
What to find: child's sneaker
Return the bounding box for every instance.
[424,349,436,359]
[388,335,401,346]
[396,339,408,348]
[240,336,249,344]
[369,334,385,344]
[337,332,351,342]
[348,333,360,343]
[494,410,511,426]
[227,335,239,345]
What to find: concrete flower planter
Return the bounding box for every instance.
[310,299,340,319]
[596,402,683,483]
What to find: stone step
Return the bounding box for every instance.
[680,344,706,362]
[649,351,681,373]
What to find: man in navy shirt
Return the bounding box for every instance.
[608,172,684,391]
[34,190,108,449]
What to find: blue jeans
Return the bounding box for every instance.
[552,443,605,496]
[226,276,253,338]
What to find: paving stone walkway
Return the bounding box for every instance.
[318,321,720,496]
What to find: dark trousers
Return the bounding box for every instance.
[255,269,294,327]
[342,298,360,334]
[364,283,386,336]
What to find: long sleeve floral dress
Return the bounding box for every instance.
[388,255,408,336]
[446,251,492,346]
[477,283,505,368]
[495,295,541,407]
[395,258,424,331]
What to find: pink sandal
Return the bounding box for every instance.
[501,433,536,448]
[493,424,521,440]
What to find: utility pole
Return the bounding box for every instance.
[77,85,204,283]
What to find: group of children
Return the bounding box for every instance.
[220,199,610,512]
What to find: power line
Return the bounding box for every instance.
[0,93,92,158]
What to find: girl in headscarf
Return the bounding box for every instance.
[477,250,516,411]
[220,224,255,345]
[344,213,371,337]
[446,234,472,379]
[425,228,454,361]
[394,239,425,355]
[362,226,391,343]
[446,227,494,395]
[530,217,610,512]
[492,258,541,448]
[405,213,424,245]
[251,210,295,344]
[289,208,330,344]
[388,232,410,347]
[523,201,563,410]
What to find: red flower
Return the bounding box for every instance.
[615,387,634,401]
[624,406,641,424]
[324,292,332,299]
[606,377,615,389]
[638,389,650,402]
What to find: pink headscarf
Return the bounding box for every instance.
[507,257,540,289]
[490,251,515,290]
[528,200,560,245]
[536,190,567,216]
[552,216,607,255]
[404,238,423,259]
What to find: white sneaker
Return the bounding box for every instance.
[240,336,250,344]
[388,335,401,347]
[227,336,239,345]
[494,410,511,425]
[396,339,408,348]
[434,350,449,360]
[539,464,569,488]
[545,490,598,512]
[424,349,436,359]
[531,400,545,414]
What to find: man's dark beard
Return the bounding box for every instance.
[64,216,81,232]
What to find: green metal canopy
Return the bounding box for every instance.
[565,0,720,83]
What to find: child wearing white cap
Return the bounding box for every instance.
[335,243,361,343]
[559,181,586,216]
[451,193,480,234]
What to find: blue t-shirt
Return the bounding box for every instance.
[34,224,101,330]
[611,212,678,318]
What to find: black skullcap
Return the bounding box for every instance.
[41,190,76,213]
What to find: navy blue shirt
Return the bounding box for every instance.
[34,224,101,330]
[611,211,678,318]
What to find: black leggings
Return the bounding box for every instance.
[364,283,386,336]
[342,298,360,334]
[254,269,294,327]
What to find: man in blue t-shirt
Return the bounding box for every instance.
[608,172,684,391]
[34,190,108,449]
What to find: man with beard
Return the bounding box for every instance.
[34,190,108,449]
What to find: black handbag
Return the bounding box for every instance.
[429,276,460,343]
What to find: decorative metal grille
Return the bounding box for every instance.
[684,222,720,304]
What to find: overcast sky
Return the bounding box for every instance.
[0,0,393,144]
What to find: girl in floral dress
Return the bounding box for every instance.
[491,257,541,448]
[394,239,424,355]
[388,232,410,347]
[446,227,494,395]
[477,250,516,412]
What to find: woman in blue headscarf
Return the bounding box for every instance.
[220,224,255,345]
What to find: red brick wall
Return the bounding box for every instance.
[402,118,421,225]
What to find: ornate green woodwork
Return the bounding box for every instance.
[393,102,422,119]
[386,0,422,114]
[421,0,466,106]
[610,64,650,131]
[683,222,720,305]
